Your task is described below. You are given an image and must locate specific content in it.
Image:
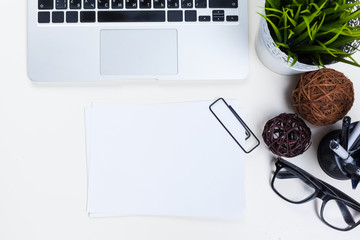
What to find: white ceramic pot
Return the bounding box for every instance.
[255,16,322,75]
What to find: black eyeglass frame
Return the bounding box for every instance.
[272,157,360,231]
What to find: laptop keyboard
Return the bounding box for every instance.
[37,0,239,23]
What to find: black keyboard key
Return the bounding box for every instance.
[213,10,224,14]
[56,0,67,9]
[70,0,81,8]
[140,0,151,8]
[226,15,238,21]
[38,11,51,23]
[168,10,182,21]
[84,0,96,9]
[212,10,224,21]
[66,11,79,22]
[195,0,206,8]
[153,0,165,8]
[126,0,137,8]
[80,11,96,22]
[185,10,196,21]
[213,16,224,21]
[167,0,179,8]
[52,11,64,22]
[38,0,53,9]
[181,0,193,8]
[98,0,110,8]
[209,0,237,8]
[112,0,124,8]
[199,15,210,21]
[98,11,166,22]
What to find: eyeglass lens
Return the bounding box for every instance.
[322,199,360,230]
[273,167,316,203]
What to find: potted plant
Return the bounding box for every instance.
[256,0,360,75]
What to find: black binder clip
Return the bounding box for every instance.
[209,98,260,154]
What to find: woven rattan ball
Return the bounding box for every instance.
[292,68,354,126]
[262,113,311,158]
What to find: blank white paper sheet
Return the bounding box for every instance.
[86,100,245,218]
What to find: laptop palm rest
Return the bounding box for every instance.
[100,29,178,76]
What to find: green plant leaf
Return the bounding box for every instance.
[293,1,327,35]
[324,23,347,45]
[276,42,290,49]
[284,9,297,27]
[327,36,360,48]
[310,2,320,11]
[283,8,288,41]
[326,55,360,67]
[324,1,360,15]
[324,8,360,28]
[316,54,325,68]
[292,42,352,54]
[308,13,326,44]
[263,7,283,14]
[258,12,283,42]
[290,52,298,67]
[302,15,314,40]
[317,26,360,39]
[294,5,302,22]
[288,29,295,39]
[316,41,339,57]
[262,13,282,20]
[265,0,280,10]
[285,49,298,67]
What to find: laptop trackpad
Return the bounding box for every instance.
[100,29,178,76]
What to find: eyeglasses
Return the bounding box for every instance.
[271,157,360,231]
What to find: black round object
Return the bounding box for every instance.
[317,122,357,180]
[317,130,348,180]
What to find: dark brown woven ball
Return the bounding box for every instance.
[292,68,354,126]
[262,113,311,158]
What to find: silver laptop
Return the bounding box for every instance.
[27,0,248,81]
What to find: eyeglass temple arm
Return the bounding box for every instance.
[275,171,296,179]
[276,171,313,186]
[319,179,360,211]
[336,200,356,226]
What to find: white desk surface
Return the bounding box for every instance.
[2,1,360,239]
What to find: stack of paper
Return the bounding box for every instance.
[85,100,245,218]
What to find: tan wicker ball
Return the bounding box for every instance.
[292,69,354,126]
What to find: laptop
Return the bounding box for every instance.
[27,0,248,81]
